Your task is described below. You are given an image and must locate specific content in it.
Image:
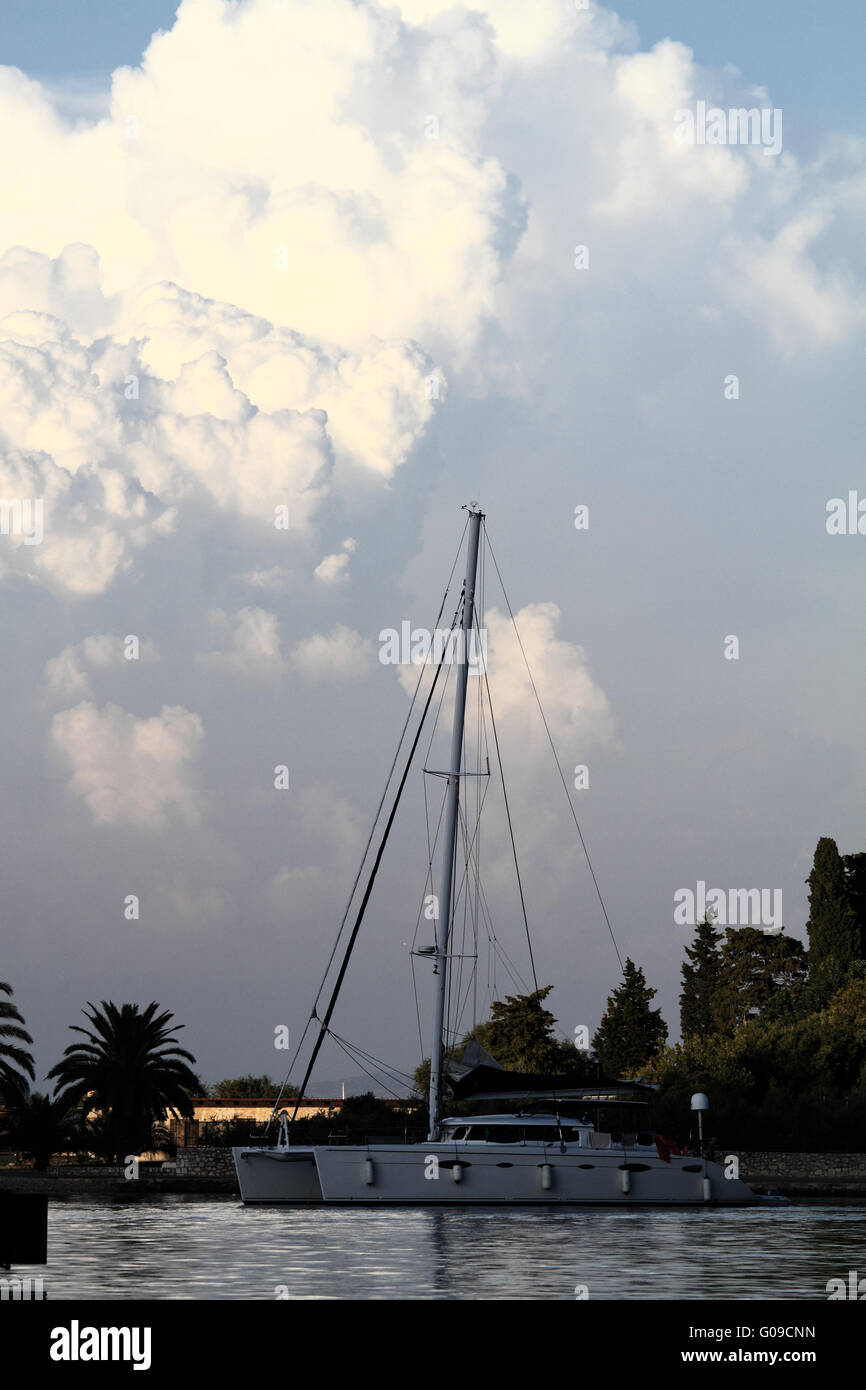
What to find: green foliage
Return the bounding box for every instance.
[412,1049,462,1100]
[650,970,866,1150]
[198,1117,273,1147]
[211,1075,298,1098]
[592,959,667,1079]
[0,1091,79,1169]
[47,1000,200,1162]
[842,853,866,958]
[0,980,35,1105]
[412,987,590,1097]
[710,928,807,1034]
[679,914,722,1037]
[470,987,581,1074]
[807,837,861,971]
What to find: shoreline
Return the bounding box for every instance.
[3,1172,866,1201]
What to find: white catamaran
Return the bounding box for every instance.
[234,506,757,1205]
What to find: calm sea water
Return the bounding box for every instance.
[13,1198,866,1301]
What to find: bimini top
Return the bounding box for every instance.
[445,1062,659,1105]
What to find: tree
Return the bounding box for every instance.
[47,1001,200,1162]
[679,914,722,1038]
[711,929,807,1034]
[807,838,860,970]
[842,852,866,959]
[1,1092,79,1170]
[592,959,668,1078]
[0,980,35,1105]
[412,987,588,1096]
[211,1075,298,1098]
[470,987,581,1074]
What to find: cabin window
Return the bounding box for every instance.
[487,1126,521,1143]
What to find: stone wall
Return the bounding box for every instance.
[174,1146,237,1179]
[737,1151,866,1179]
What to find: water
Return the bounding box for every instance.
[17,1198,866,1300]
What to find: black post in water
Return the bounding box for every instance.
[0,1194,48,1266]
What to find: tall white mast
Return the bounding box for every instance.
[427,505,483,1141]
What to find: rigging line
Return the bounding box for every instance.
[477,605,540,993]
[268,529,469,1123]
[411,788,447,952]
[326,1029,417,1086]
[483,523,625,975]
[326,1034,409,1102]
[288,591,464,1124]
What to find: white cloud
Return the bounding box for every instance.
[484,603,615,747]
[197,607,285,677]
[50,701,204,828]
[314,536,357,584]
[394,601,614,752]
[239,565,291,591]
[0,0,860,603]
[291,624,372,681]
[43,633,159,700]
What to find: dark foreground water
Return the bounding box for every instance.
[18,1199,866,1300]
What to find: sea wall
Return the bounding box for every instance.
[174,1147,237,1180]
[737,1151,866,1188]
[1,1148,864,1197]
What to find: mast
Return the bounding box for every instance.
[427,504,483,1141]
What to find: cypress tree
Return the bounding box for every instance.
[679,913,722,1037]
[842,852,866,959]
[592,958,667,1079]
[807,837,860,968]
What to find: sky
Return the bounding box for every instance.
[0,0,864,1097]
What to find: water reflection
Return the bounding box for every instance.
[24,1199,866,1300]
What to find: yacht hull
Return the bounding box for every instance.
[311,1144,757,1205]
[232,1147,323,1203]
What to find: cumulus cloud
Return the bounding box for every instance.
[483,603,615,747]
[43,632,159,700]
[0,0,516,354]
[238,565,291,591]
[197,607,285,677]
[0,259,437,594]
[314,537,357,585]
[0,0,861,601]
[50,701,204,827]
[395,600,614,751]
[291,624,372,681]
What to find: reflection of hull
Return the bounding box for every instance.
[312,1145,757,1205]
[232,1147,322,1203]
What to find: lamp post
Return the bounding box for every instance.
[691,1092,709,1155]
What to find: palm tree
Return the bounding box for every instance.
[47,1001,199,1161]
[2,1092,79,1169]
[0,980,35,1105]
